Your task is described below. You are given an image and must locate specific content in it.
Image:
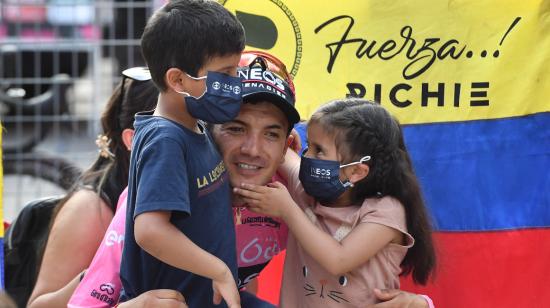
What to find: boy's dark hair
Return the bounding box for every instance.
[310,98,436,285]
[141,0,245,91]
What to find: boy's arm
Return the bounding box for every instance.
[118,290,188,308]
[134,211,240,307]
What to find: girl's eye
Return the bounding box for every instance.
[314,150,325,159]
[338,275,348,286]
[303,266,308,277]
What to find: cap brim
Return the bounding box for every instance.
[243,92,300,125]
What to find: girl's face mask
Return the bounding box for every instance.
[298,149,371,203]
[176,71,243,124]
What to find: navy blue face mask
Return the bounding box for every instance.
[177,71,243,124]
[299,150,371,203]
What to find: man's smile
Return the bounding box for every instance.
[237,163,261,170]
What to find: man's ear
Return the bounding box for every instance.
[165,68,186,92]
[349,163,370,185]
[121,128,135,151]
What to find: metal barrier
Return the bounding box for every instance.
[1,1,160,222]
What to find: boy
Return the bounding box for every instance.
[119,1,244,307]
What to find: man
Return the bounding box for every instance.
[212,53,432,308]
[213,55,300,298]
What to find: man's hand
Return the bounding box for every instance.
[212,268,241,308]
[118,289,187,308]
[367,289,429,308]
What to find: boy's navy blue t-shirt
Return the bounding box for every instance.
[120,112,236,307]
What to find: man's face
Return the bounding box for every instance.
[213,101,291,188]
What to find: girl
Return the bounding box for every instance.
[234,98,436,307]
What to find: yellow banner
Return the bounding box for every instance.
[222,0,550,124]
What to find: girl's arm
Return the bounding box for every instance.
[277,139,301,182]
[28,190,113,308]
[234,183,401,276]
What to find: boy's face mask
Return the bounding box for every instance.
[176,71,243,124]
[298,149,371,203]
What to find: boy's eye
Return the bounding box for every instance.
[222,67,237,77]
[223,126,244,134]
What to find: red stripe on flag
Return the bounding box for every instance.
[257,250,285,305]
[257,229,550,307]
[402,229,550,308]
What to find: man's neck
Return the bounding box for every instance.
[155,92,200,133]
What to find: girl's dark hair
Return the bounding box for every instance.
[52,78,158,219]
[310,98,436,284]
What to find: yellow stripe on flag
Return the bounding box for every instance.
[223,0,550,124]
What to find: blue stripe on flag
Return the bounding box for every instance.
[404,112,550,231]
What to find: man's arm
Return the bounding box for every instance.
[367,289,432,308]
[134,211,240,308]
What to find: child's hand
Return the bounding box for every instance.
[212,268,241,308]
[118,289,188,308]
[233,181,295,218]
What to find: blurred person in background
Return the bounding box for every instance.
[27,71,159,308]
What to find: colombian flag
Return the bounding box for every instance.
[223,0,550,307]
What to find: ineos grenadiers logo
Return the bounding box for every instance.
[233,86,241,95]
[212,81,221,90]
[221,0,302,77]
